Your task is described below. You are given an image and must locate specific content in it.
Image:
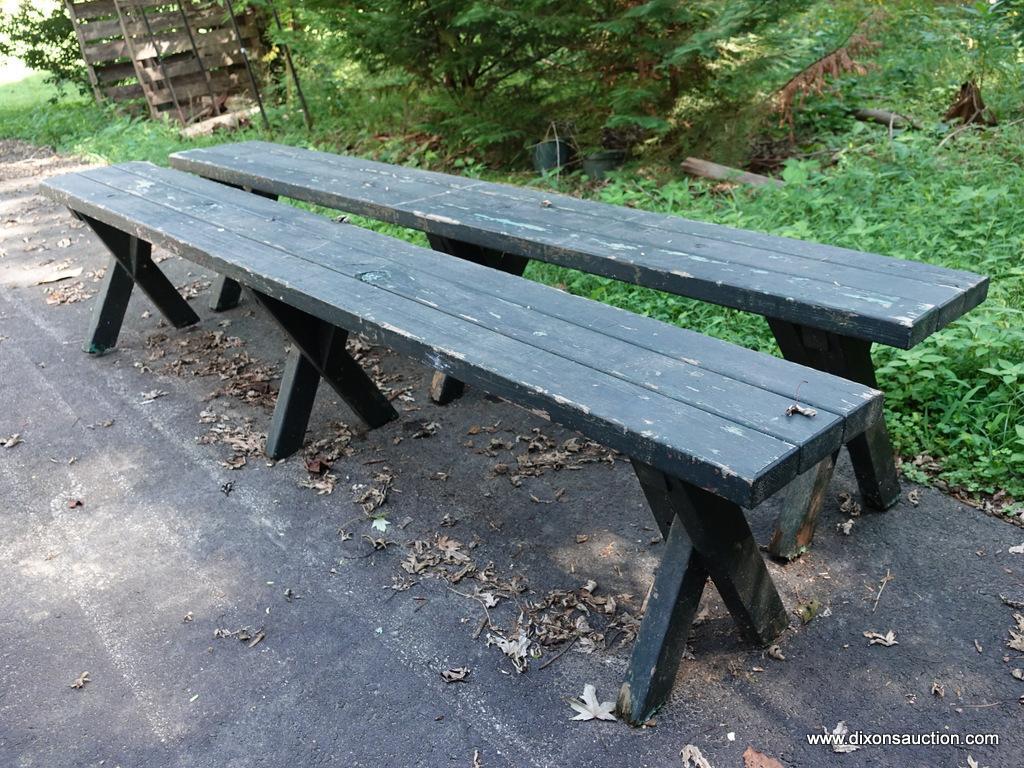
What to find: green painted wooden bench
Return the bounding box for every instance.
[169,141,990,559]
[41,163,883,724]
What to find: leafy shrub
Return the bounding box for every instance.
[0,2,87,94]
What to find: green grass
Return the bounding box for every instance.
[1,2,1022,507]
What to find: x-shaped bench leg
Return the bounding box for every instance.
[766,318,900,559]
[618,461,788,725]
[80,216,199,354]
[250,290,398,459]
[425,234,529,404]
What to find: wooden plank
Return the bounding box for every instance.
[94,163,864,471]
[83,24,253,64]
[102,82,146,101]
[201,141,989,300]
[40,166,833,507]
[77,6,232,43]
[171,143,989,348]
[93,61,138,83]
[144,69,243,106]
[65,0,104,102]
[152,160,885,442]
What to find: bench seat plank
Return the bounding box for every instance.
[170,141,989,348]
[79,163,876,468]
[113,162,883,443]
[40,164,881,507]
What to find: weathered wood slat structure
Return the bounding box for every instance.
[65,0,263,121]
[40,163,885,724]
[170,141,990,559]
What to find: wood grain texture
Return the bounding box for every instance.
[170,141,989,348]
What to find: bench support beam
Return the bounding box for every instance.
[80,216,199,354]
[250,290,398,459]
[208,188,279,312]
[619,461,788,725]
[766,319,900,559]
[425,234,529,405]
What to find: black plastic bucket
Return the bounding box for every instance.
[582,149,627,180]
[532,140,575,173]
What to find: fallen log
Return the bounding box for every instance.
[680,157,783,188]
[851,108,920,130]
[180,107,259,140]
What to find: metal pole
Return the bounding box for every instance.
[268,1,312,129]
[175,0,219,117]
[223,0,271,131]
[133,1,189,124]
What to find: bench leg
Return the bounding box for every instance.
[425,233,529,405]
[767,450,839,560]
[80,216,199,354]
[209,275,243,312]
[250,290,398,459]
[766,319,900,558]
[619,461,788,725]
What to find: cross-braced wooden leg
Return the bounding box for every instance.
[425,233,529,405]
[250,290,398,459]
[80,216,199,354]
[766,318,899,558]
[618,462,788,725]
[207,188,278,312]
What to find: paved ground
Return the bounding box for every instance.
[1,140,1022,768]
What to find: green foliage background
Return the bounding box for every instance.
[0,0,1022,506]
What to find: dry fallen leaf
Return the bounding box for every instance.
[864,630,898,647]
[829,721,860,753]
[1008,614,1024,653]
[71,671,90,689]
[907,489,921,507]
[767,644,786,661]
[680,744,714,768]
[785,403,817,418]
[837,519,854,535]
[568,684,616,721]
[931,681,945,698]
[743,746,784,768]
[139,389,168,404]
[441,667,470,683]
[1,433,22,449]
[838,492,861,517]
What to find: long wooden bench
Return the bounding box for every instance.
[169,141,990,558]
[40,162,883,724]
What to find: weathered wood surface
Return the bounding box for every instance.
[65,0,261,115]
[252,289,398,458]
[80,215,199,353]
[171,141,989,349]
[768,318,900,511]
[621,461,788,724]
[39,163,883,508]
